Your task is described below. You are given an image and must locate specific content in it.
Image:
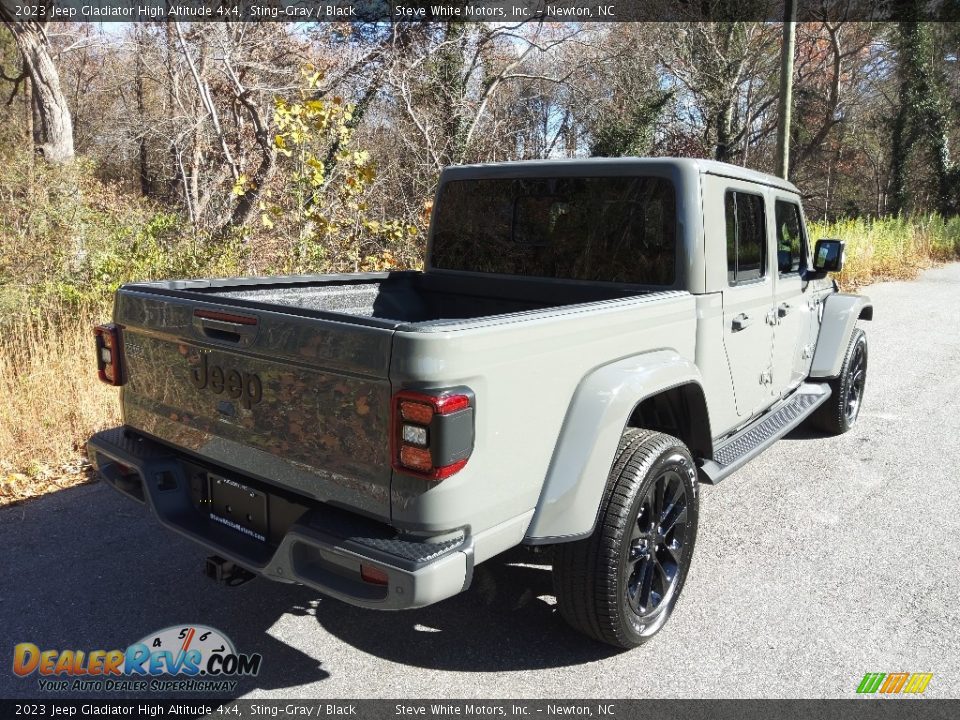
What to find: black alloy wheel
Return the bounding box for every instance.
[553,429,699,648]
[809,328,868,435]
[844,338,867,424]
[626,467,689,620]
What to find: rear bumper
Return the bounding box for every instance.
[87,427,472,610]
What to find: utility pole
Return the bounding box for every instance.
[775,0,797,179]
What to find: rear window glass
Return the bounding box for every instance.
[431,176,677,286]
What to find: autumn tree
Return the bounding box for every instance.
[586,25,672,157]
[386,22,581,170]
[661,22,780,163]
[0,15,74,163]
[236,67,418,273]
[789,22,884,215]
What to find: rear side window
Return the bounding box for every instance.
[431,176,677,286]
[725,191,767,284]
[775,200,806,274]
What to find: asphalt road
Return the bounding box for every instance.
[2,264,959,700]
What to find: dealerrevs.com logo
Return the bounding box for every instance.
[13,625,262,693]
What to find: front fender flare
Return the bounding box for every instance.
[810,293,873,379]
[524,350,704,544]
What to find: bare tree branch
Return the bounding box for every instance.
[173,22,239,182]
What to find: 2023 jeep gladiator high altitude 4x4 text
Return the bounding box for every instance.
[89,158,872,648]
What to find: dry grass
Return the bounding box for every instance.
[810,214,960,288]
[0,311,119,506]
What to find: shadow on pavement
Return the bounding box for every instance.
[782,426,828,441]
[0,482,326,699]
[0,482,618,700]
[311,546,622,672]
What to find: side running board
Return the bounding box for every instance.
[699,382,832,484]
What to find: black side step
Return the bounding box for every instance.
[699,382,831,484]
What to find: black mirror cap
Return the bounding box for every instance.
[812,238,845,274]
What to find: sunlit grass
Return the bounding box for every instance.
[0,310,119,505]
[809,213,960,288]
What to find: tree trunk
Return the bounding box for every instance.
[135,30,150,196]
[714,101,735,162]
[0,18,74,164]
[223,74,276,231]
[24,74,34,148]
[165,20,180,197]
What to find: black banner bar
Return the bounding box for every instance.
[1,699,959,720]
[0,0,958,23]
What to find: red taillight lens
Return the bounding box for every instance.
[399,445,433,472]
[193,309,258,325]
[399,400,434,425]
[433,394,470,414]
[94,323,124,386]
[391,389,473,481]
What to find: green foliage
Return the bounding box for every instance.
[590,90,672,158]
[427,23,469,164]
[0,155,245,321]
[587,28,672,159]
[888,21,957,215]
[47,214,247,309]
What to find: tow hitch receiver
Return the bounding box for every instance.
[204,555,256,587]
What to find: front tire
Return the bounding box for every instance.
[809,328,868,435]
[553,430,699,649]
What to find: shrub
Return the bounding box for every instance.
[0,154,247,321]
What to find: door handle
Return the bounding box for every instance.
[192,309,259,347]
[199,318,255,343]
[778,302,791,318]
[732,313,751,331]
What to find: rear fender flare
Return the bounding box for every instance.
[524,351,705,544]
[810,293,873,378]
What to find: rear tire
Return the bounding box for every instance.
[809,328,868,435]
[552,429,699,649]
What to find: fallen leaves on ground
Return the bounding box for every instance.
[0,456,97,508]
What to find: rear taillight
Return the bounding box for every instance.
[391,389,474,481]
[94,323,124,386]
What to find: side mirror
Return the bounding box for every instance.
[809,238,844,278]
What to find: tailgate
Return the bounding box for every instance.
[114,289,395,519]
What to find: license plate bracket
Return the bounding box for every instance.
[207,474,268,542]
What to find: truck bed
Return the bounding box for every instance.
[129,270,646,329]
[112,269,684,527]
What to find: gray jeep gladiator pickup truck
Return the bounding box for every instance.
[88,158,872,648]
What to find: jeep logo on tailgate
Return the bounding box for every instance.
[190,353,262,409]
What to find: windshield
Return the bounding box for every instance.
[430,176,677,286]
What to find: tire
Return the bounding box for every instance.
[809,328,868,435]
[552,429,699,649]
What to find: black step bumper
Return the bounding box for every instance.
[87,427,472,610]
